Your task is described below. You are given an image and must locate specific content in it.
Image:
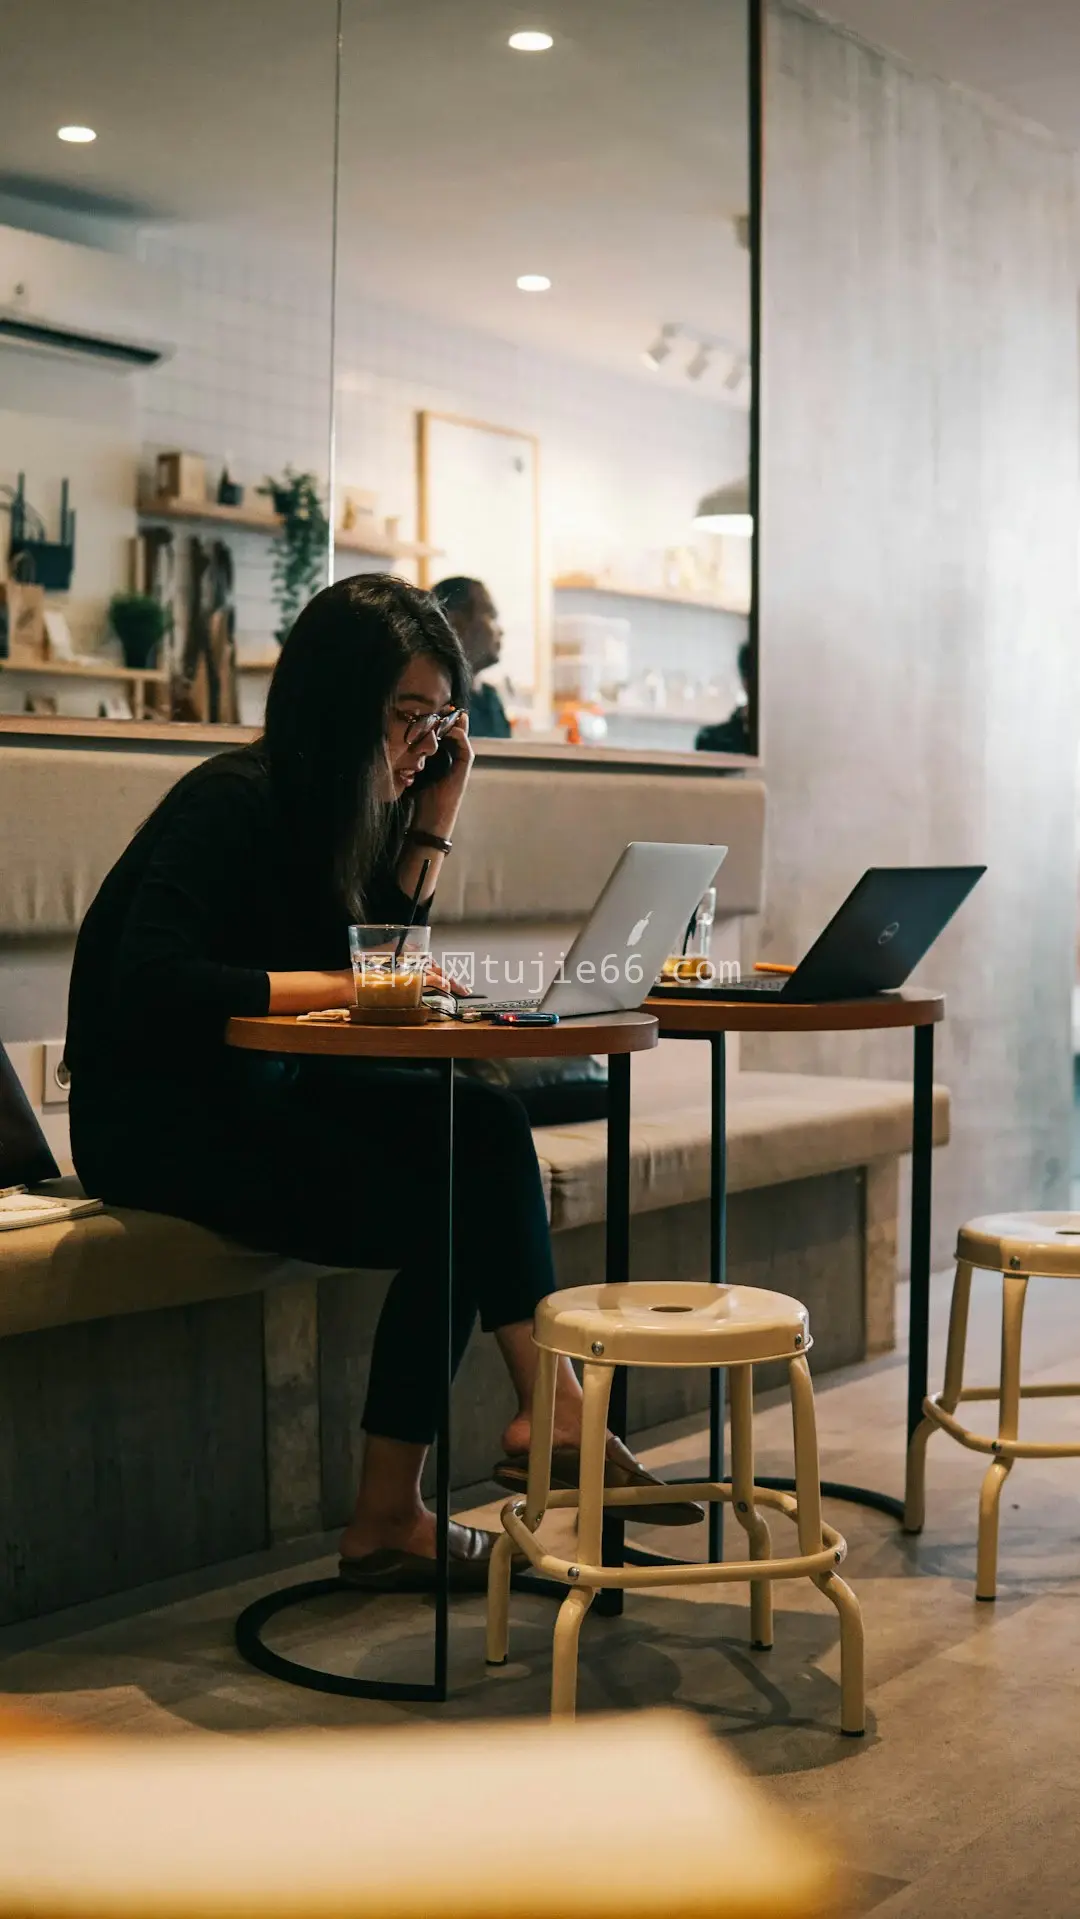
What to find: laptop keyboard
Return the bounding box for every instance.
[655,973,788,994]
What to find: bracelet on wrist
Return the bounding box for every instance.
[409,828,453,855]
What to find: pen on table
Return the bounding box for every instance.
[753,961,796,975]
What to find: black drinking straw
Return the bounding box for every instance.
[395,859,431,959]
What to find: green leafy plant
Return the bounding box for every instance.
[259,467,329,646]
[108,593,170,670]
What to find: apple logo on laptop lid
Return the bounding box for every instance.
[627,912,652,946]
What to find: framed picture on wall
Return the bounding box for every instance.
[416,411,542,702]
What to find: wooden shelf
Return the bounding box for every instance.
[236,655,279,673]
[599,700,729,725]
[337,526,442,561]
[138,496,441,562]
[0,658,168,684]
[0,655,169,721]
[553,575,748,615]
[138,495,279,535]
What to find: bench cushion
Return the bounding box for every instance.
[0,1070,942,1340]
[534,1071,950,1234]
[0,1200,349,1340]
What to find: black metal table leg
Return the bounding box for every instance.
[620,1034,729,1579]
[235,1059,457,1700]
[907,1022,935,1442]
[597,1050,632,1619]
[708,1032,727,1561]
[755,1021,936,1522]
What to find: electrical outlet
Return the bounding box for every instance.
[42,1041,70,1108]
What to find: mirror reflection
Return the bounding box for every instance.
[0,0,337,726]
[334,0,755,755]
[0,1,755,757]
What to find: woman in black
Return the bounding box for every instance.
[67,577,691,1592]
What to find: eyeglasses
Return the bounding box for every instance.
[397,707,464,748]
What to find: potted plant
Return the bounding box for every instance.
[108,593,170,670]
[259,467,329,645]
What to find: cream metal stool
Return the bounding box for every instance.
[905,1213,1080,1599]
[486,1281,865,1734]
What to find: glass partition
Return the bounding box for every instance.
[0,0,759,759]
[334,0,760,759]
[0,0,338,726]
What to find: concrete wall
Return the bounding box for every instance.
[750,1,1080,1253]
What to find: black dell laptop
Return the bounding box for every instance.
[654,866,986,1002]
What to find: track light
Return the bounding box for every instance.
[642,323,679,371]
[686,343,713,381]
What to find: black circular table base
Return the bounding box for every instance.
[234,1568,569,1702]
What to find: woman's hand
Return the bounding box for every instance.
[413,709,474,839]
[426,963,470,998]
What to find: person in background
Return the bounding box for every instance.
[433,576,512,738]
[695,637,753,755]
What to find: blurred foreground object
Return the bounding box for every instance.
[0,1709,837,1919]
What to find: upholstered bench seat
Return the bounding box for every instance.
[0,1184,354,1339]
[535,1070,949,1234]
[0,1063,948,1625]
[0,1071,947,1342]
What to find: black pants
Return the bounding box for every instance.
[73,1056,555,1446]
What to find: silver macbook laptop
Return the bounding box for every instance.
[463,841,727,1019]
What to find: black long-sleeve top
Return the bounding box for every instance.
[65,744,425,1103]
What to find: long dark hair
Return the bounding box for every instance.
[261,574,469,917]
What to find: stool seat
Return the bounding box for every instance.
[958,1213,1080,1278]
[533,1282,811,1368]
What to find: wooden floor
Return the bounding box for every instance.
[3,1266,1080,1917]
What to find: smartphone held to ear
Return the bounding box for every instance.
[411,740,456,788]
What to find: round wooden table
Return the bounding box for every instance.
[641,987,945,1543]
[227,1008,657,1703]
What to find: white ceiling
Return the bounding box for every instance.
[1,1,1075,392]
[823,0,1080,145]
[0,0,752,393]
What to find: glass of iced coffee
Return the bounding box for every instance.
[348,925,432,1020]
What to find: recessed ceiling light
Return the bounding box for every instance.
[58,125,96,143]
[508,30,554,51]
[516,274,551,293]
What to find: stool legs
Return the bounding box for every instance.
[905,1258,974,1533]
[790,1353,865,1736]
[976,1272,1028,1601]
[486,1346,559,1668]
[728,1364,773,1650]
[550,1360,612,1718]
[490,1330,859,1735]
